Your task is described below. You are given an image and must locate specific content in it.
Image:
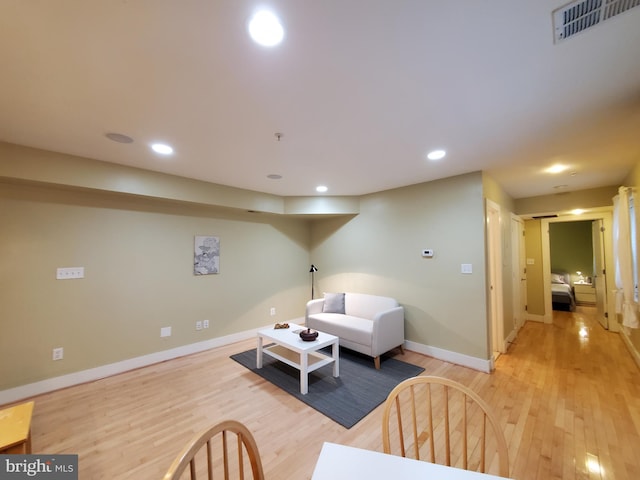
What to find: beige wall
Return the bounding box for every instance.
[524,219,545,316]
[310,172,491,359]
[1,142,505,393]
[515,186,618,217]
[0,182,310,390]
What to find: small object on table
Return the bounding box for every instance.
[274,323,290,329]
[300,328,319,341]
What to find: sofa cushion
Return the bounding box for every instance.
[322,292,345,314]
[307,313,372,346]
[345,293,398,320]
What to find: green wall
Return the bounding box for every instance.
[549,221,593,279]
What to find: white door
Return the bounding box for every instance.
[486,200,504,361]
[592,219,608,329]
[511,215,526,333]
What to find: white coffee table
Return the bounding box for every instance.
[256,323,339,394]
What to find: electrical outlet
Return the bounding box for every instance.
[270,307,276,316]
[160,326,172,337]
[196,321,202,331]
[56,267,85,280]
[203,320,209,328]
[52,347,64,361]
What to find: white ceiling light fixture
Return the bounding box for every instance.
[545,164,569,174]
[427,149,446,160]
[248,10,284,47]
[316,185,328,193]
[151,143,174,155]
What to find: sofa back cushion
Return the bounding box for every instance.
[345,293,398,319]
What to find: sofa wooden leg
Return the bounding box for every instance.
[399,344,405,355]
[374,356,381,369]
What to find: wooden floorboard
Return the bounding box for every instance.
[6,306,640,479]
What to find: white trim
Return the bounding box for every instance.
[404,341,492,373]
[619,327,640,371]
[526,313,548,324]
[505,328,517,349]
[0,328,261,406]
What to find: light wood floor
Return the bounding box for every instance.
[12,306,640,479]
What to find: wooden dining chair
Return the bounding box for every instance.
[381,376,509,477]
[162,420,265,480]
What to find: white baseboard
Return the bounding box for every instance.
[619,327,640,371]
[2,329,495,406]
[526,313,548,324]
[0,328,260,406]
[404,341,492,373]
[504,328,517,350]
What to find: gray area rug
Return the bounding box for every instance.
[230,346,424,429]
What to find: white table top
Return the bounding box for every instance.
[311,442,512,480]
[257,323,338,351]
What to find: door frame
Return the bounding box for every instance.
[541,211,616,331]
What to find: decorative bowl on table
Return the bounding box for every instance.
[299,328,319,341]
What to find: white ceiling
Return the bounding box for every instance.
[1,1,639,199]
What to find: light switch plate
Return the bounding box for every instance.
[461,264,473,274]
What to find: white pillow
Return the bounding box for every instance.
[551,273,566,284]
[323,292,345,314]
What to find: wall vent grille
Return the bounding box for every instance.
[553,0,640,43]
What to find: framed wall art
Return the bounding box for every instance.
[194,235,220,275]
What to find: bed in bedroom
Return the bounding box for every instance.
[551,272,576,311]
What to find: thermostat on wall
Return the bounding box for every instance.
[421,249,434,258]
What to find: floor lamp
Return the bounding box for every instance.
[309,264,318,299]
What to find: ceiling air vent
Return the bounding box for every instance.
[553,0,640,43]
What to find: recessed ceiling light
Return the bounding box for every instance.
[105,132,134,144]
[248,10,284,47]
[545,164,568,174]
[427,149,446,160]
[316,185,328,193]
[151,143,174,155]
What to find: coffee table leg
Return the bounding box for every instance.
[301,352,308,394]
[256,335,263,369]
[332,340,339,377]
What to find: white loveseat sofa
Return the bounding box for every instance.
[305,292,405,369]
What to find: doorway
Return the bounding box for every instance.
[541,212,615,331]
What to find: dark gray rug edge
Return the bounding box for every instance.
[230,346,424,429]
